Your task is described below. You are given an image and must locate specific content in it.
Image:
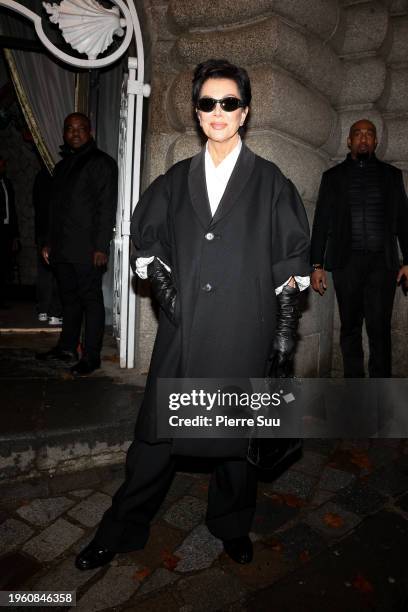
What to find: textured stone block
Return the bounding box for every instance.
[174,18,342,102]
[76,566,140,611]
[379,67,408,113]
[168,0,339,42]
[169,67,335,147]
[16,497,74,527]
[22,518,84,562]
[384,117,408,161]
[387,15,408,61]
[168,0,272,31]
[67,492,112,527]
[33,556,100,591]
[174,524,223,572]
[338,57,387,106]
[304,501,361,538]
[245,132,329,201]
[163,495,206,530]
[177,567,248,611]
[337,2,389,55]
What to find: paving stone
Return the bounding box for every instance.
[292,451,328,477]
[0,552,41,590]
[125,589,180,612]
[272,470,317,500]
[138,567,178,595]
[67,492,112,527]
[16,497,74,526]
[76,566,140,611]
[0,518,34,554]
[22,518,84,562]
[165,473,195,502]
[32,555,100,591]
[163,495,206,531]
[365,462,408,496]
[118,522,184,570]
[223,544,290,589]
[334,482,387,516]
[304,501,361,539]
[70,489,94,498]
[177,568,248,611]
[309,490,334,507]
[318,467,355,492]
[174,524,223,573]
[252,498,299,536]
[270,523,326,562]
[245,510,408,612]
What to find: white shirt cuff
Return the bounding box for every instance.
[275,275,310,295]
[135,256,171,279]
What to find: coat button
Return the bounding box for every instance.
[205,232,215,241]
[202,283,213,292]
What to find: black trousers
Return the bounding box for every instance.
[36,254,61,317]
[54,262,105,361]
[332,252,396,377]
[94,441,258,553]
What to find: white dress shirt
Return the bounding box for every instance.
[135,138,310,294]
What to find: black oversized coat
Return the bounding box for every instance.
[130,143,310,457]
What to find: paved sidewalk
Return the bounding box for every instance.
[1,328,408,610]
[1,438,408,611]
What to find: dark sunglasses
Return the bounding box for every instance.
[197,97,244,113]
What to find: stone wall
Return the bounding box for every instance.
[134,0,408,377]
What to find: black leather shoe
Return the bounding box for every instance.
[75,541,115,571]
[36,346,78,363]
[223,536,253,564]
[70,358,101,376]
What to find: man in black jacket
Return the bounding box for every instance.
[311,119,408,377]
[38,113,118,375]
[0,156,19,308]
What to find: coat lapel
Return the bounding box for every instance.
[188,149,212,229]
[211,143,255,225]
[188,143,256,228]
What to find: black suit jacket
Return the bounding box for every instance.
[310,156,408,271]
[48,140,118,264]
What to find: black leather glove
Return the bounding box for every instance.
[267,282,300,378]
[147,258,178,325]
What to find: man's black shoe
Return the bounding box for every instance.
[75,541,115,571]
[36,347,78,363]
[70,358,101,376]
[223,536,253,564]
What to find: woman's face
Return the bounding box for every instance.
[196,78,248,145]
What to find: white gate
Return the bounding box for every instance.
[0,0,150,368]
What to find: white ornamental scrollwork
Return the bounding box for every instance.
[43,0,127,60]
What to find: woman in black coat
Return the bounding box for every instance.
[76,59,310,570]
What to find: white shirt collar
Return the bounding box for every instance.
[204,138,242,216]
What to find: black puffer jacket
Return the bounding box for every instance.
[47,139,118,263]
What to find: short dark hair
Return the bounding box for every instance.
[192,59,251,108]
[64,112,91,130]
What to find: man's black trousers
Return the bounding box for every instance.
[332,252,396,377]
[54,262,105,361]
[94,441,258,552]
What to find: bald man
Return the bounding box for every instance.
[310,119,408,377]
